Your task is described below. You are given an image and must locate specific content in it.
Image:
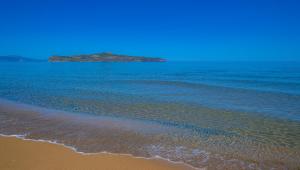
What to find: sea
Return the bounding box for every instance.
[0,61,299,169]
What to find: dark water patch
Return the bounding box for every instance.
[107,79,300,120]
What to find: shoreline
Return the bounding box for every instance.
[0,98,200,170]
[0,135,196,170]
[1,98,299,169]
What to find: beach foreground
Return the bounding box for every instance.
[0,136,193,170]
[0,62,299,169]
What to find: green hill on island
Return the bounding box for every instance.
[48,52,166,62]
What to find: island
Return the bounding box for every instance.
[48,52,166,62]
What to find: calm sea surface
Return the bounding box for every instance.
[0,61,300,169]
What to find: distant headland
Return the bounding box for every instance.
[48,52,166,62]
[0,55,44,62]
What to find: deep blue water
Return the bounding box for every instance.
[0,61,300,169]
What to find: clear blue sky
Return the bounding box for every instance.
[0,0,299,61]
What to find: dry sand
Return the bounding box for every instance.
[0,136,193,170]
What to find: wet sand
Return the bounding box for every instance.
[0,136,193,170]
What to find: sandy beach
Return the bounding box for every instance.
[0,136,193,170]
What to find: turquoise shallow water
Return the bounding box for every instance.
[0,61,300,169]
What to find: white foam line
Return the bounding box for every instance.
[0,133,203,170]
